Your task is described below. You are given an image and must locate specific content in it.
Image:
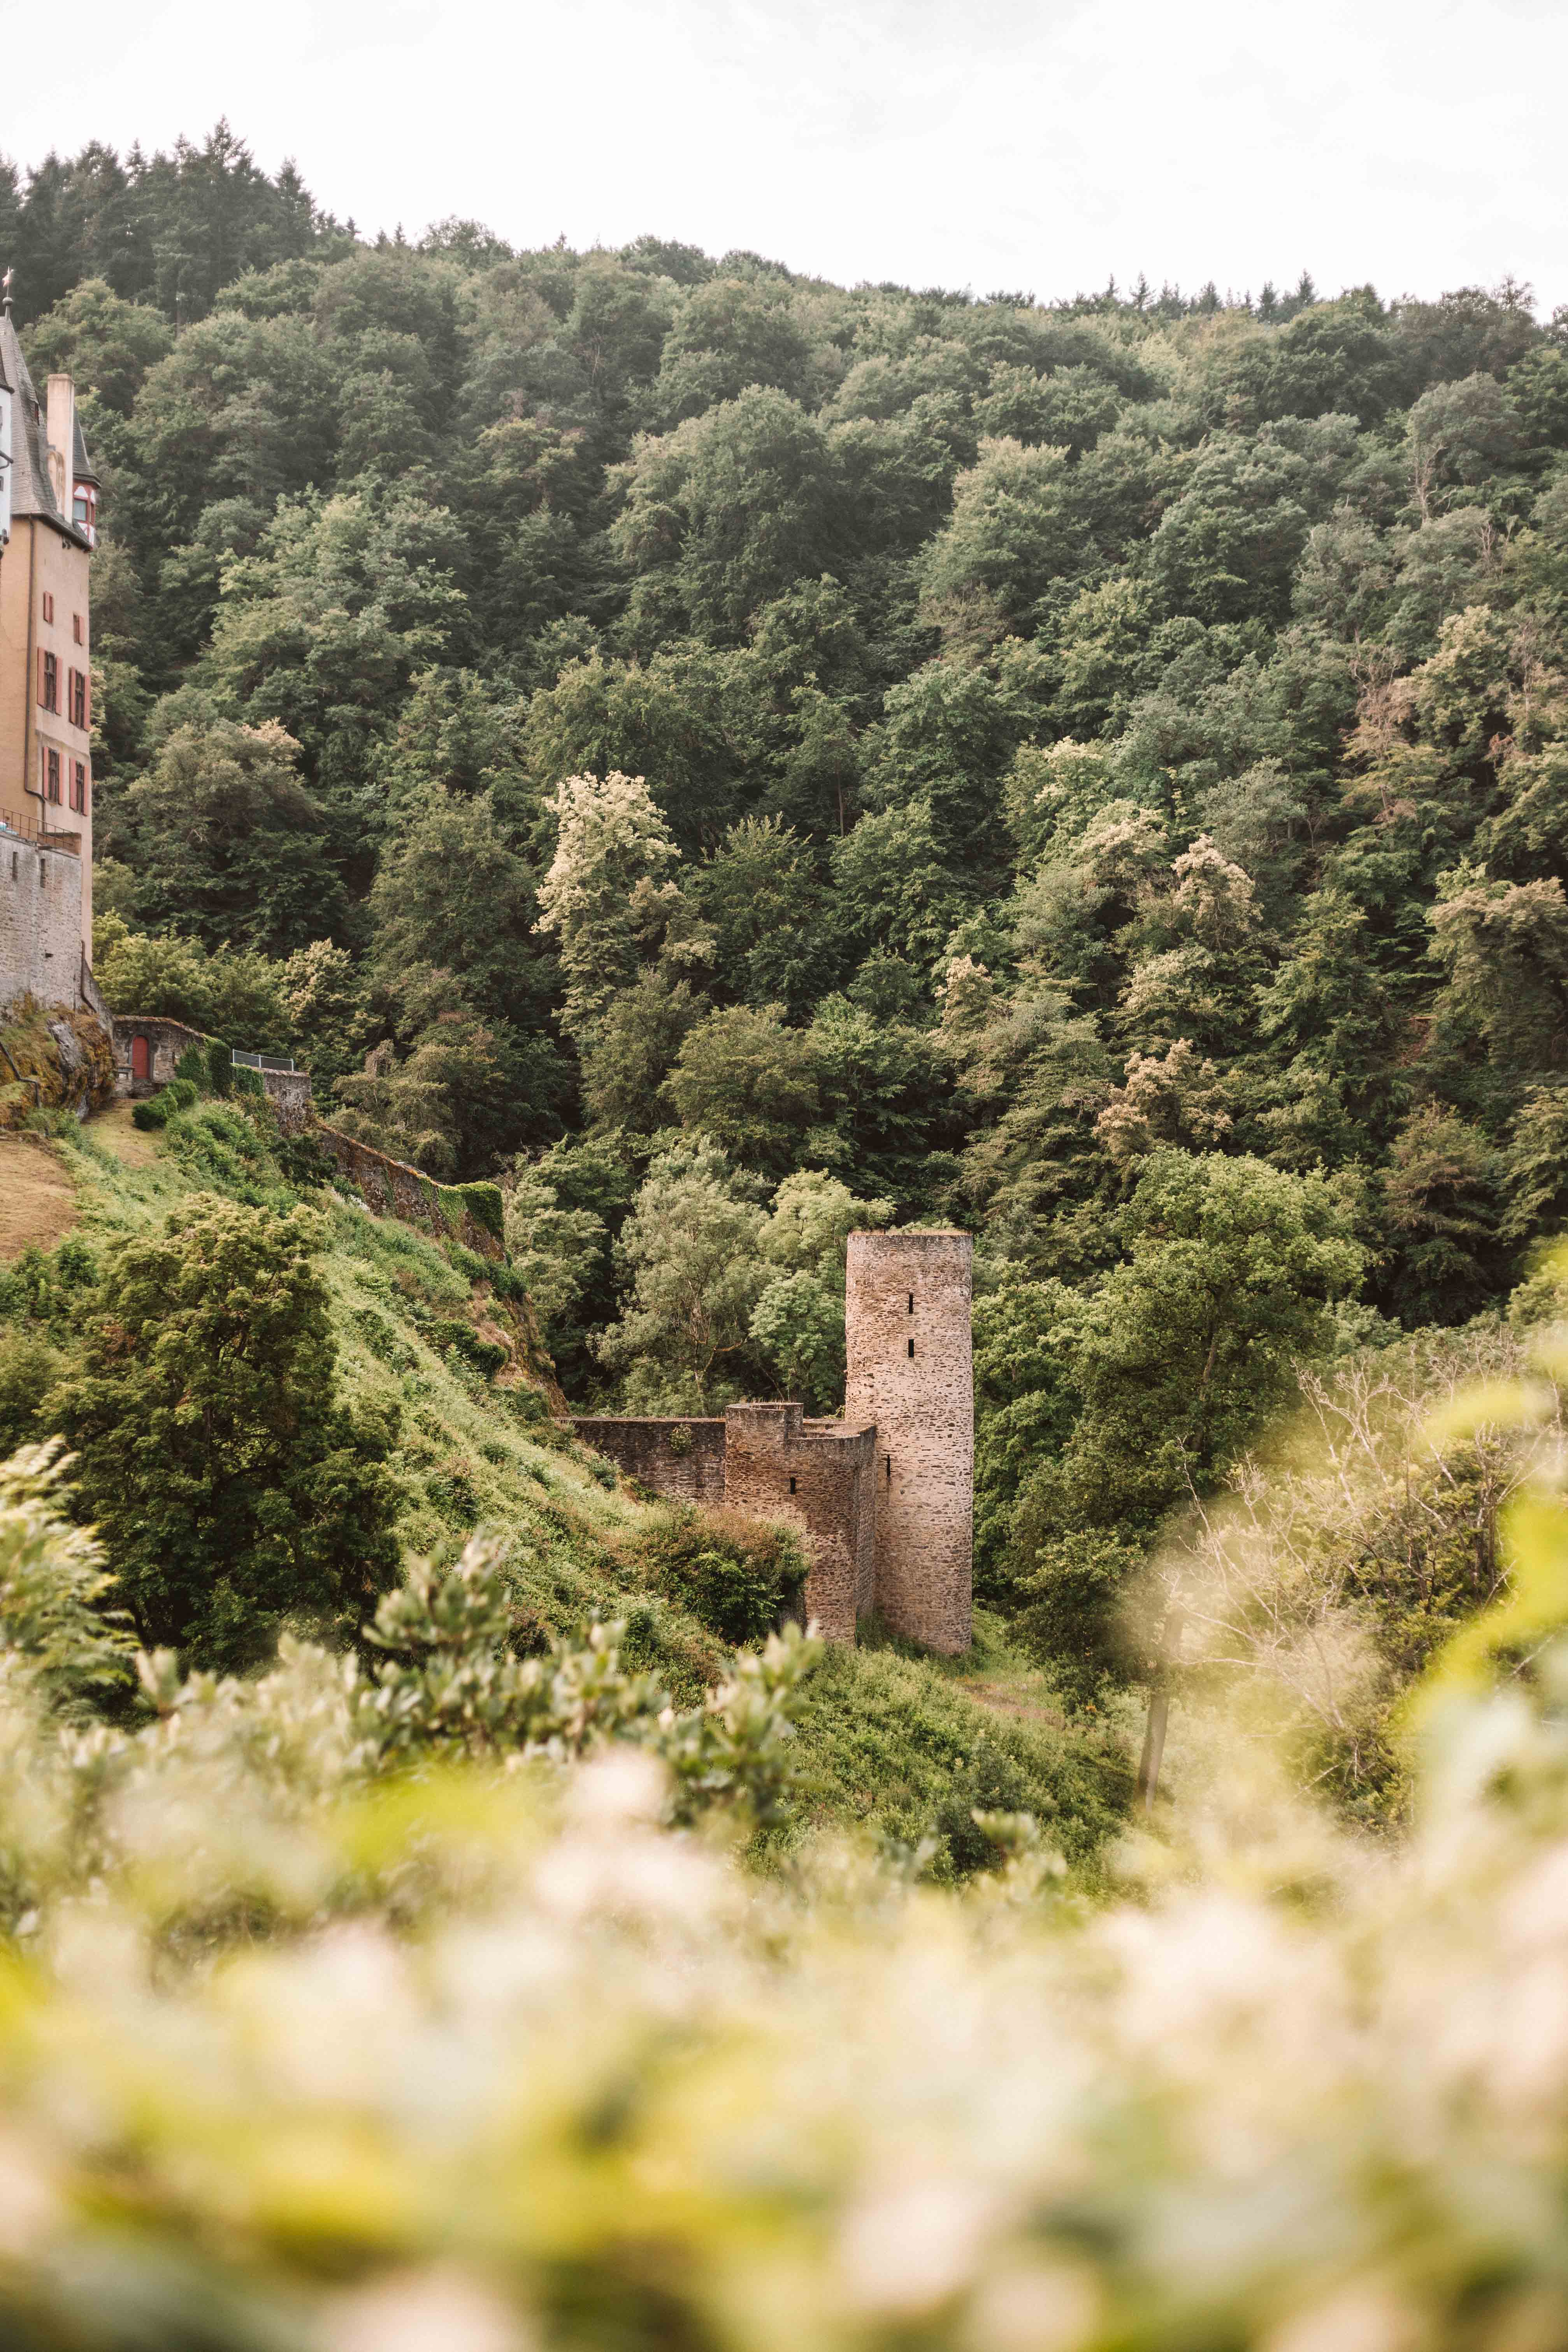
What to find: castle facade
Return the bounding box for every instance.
[0,283,99,1011]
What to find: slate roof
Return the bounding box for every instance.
[0,297,95,547]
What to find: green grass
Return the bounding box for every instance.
[781,1613,1134,1882]
[9,1104,1136,1872]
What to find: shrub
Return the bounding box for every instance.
[131,1094,169,1130]
[205,1037,233,1096]
[634,1504,808,1646]
[0,1333,60,1453]
[433,1318,509,1378]
[173,1044,209,1092]
[426,1455,479,1524]
[44,1196,402,1670]
[448,1180,505,1243]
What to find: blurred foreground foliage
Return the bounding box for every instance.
[7,1315,1568,2348]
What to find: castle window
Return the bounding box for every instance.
[885,1455,892,1483]
[9,851,16,880]
[46,749,60,804]
[74,483,97,543]
[788,1477,797,1494]
[907,1337,915,1358]
[70,762,86,814]
[69,669,88,729]
[41,592,53,624]
[907,1292,914,1313]
[39,651,58,712]
[73,613,83,645]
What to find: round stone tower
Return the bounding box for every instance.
[843,1229,973,1654]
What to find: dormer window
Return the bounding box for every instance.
[72,483,97,545]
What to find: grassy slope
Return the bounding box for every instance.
[11,1100,1134,1876]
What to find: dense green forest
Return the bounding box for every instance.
[12,124,1568,1743]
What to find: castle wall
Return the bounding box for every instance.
[566,1403,876,1643]
[721,1402,876,1645]
[845,1229,973,1655]
[0,828,84,1012]
[262,1069,313,1132]
[564,1231,975,1655]
[315,1123,504,1264]
[567,1416,727,1504]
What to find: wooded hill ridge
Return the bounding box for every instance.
[14,126,1568,1766]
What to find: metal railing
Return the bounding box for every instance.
[232,1050,297,1074]
[0,804,80,853]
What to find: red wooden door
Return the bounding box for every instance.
[130,1035,151,1081]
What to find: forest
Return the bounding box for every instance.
[9,118,1568,2351]
[9,124,1568,1764]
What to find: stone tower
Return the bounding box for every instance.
[844,1229,973,1655]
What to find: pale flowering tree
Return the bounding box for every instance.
[14,1393,1568,2348]
[1171,1316,1563,1811]
[535,769,681,1051]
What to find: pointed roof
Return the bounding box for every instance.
[73,411,98,487]
[0,292,93,546]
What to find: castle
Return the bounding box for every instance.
[571,1229,974,1652]
[0,283,100,1017]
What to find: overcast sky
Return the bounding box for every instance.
[7,0,1564,310]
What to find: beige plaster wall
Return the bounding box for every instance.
[0,516,93,954]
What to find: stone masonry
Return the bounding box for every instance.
[569,1417,727,1506]
[0,823,86,1013]
[567,1230,973,1652]
[845,1229,974,1655]
[722,1403,877,1643]
[112,1014,315,1132]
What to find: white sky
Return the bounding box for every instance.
[8,0,1566,311]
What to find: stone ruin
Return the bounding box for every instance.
[569,1229,973,1653]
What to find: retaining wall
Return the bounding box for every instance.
[315,1123,505,1264]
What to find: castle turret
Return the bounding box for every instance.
[845,1229,973,1655]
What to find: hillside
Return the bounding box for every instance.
[0,1093,1131,1876]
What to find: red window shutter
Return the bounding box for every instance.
[84,674,91,728]
[37,649,45,706]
